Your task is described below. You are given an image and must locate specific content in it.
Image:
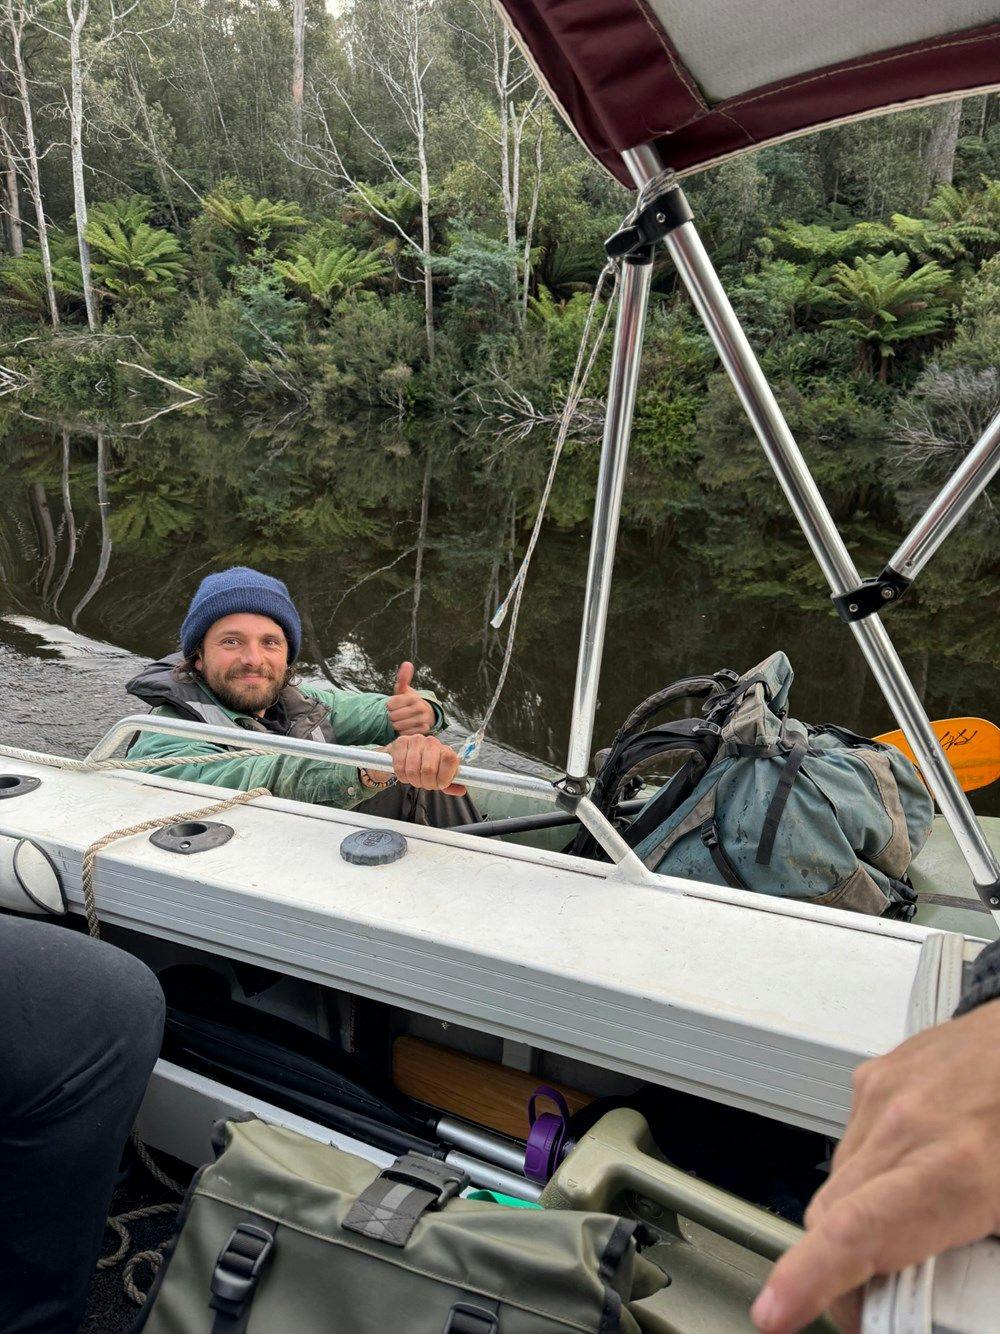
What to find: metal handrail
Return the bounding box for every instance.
[87,714,559,800]
[85,714,659,882]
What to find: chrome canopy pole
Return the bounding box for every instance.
[627,160,1000,909]
[887,409,1000,582]
[565,257,653,783]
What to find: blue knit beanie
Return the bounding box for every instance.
[180,567,302,662]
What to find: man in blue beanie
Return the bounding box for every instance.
[124,567,475,820]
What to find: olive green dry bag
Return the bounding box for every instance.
[136,1118,665,1333]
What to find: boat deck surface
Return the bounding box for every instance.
[2,757,992,1136]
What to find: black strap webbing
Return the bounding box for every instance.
[209,1216,277,1334]
[343,1153,467,1248]
[597,1218,638,1333]
[700,819,750,890]
[755,739,808,867]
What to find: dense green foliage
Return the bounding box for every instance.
[1,0,998,656]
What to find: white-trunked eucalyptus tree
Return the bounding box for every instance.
[32,0,178,331]
[1,0,58,325]
[444,0,544,322]
[299,0,438,361]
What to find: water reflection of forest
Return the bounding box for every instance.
[2,411,999,815]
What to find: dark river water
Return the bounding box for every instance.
[2,411,998,816]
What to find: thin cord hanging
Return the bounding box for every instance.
[461,259,620,761]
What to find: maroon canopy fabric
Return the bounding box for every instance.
[496,2,1000,184]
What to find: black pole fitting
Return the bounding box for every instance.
[554,776,588,810]
[975,880,1000,912]
[605,186,692,262]
[831,567,912,623]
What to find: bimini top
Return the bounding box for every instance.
[495,1,1000,184]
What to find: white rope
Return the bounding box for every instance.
[78,783,270,940]
[0,742,278,773]
[460,259,621,760]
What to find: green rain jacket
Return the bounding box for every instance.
[125,658,446,811]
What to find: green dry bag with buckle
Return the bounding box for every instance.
[136,1117,665,1333]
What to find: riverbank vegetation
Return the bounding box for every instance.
[2,1,999,648]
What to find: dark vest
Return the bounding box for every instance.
[126,655,336,743]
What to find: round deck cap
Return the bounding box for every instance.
[340,828,407,866]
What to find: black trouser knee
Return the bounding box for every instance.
[0,915,165,1334]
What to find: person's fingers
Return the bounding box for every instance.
[809,1034,983,1228]
[387,695,433,735]
[390,735,416,785]
[394,661,415,695]
[443,781,468,797]
[437,745,461,792]
[387,700,430,733]
[752,1150,994,1334]
[829,1290,862,1334]
[420,739,439,789]
[386,697,419,719]
[823,1055,899,1172]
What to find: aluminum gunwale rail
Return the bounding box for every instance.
[620,146,1000,916]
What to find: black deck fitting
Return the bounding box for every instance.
[975,879,1000,911]
[831,567,912,623]
[605,185,693,262]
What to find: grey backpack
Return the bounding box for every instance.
[137,1118,665,1333]
[574,652,934,917]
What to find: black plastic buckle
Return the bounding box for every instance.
[383,1153,467,1209]
[883,880,919,923]
[712,669,741,687]
[605,185,692,262]
[831,567,911,623]
[700,820,720,850]
[692,720,722,738]
[444,1302,500,1334]
[209,1222,274,1313]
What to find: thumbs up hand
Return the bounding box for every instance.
[386,660,435,736]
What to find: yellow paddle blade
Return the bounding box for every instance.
[874,717,1000,793]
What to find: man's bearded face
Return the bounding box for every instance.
[196,613,289,715]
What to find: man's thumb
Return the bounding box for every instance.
[394,660,415,694]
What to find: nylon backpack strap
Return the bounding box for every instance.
[209,1217,277,1334]
[755,737,809,868]
[342,1153,468,1248]
[700,819,750,890]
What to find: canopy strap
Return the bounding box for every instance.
[460,260,620,761]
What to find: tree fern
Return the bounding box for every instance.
[274,246,387,311]
[820,251,950,379]
[0,251,82,317]
[85,219,186,300]
[203,191,306,256]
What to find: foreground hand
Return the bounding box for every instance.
[387,660,435,736]
[751,1000,1000,1333]
[385,734,466,796]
